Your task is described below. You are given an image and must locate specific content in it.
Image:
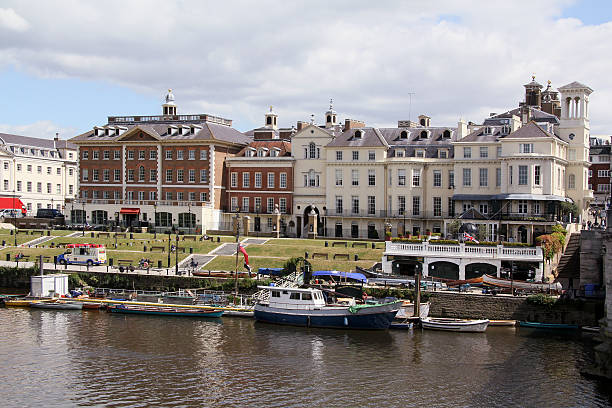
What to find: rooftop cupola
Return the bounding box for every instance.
[325,98,337,128]
[265,105,278,130]
[162,89,177,116]
[524,75,543,108]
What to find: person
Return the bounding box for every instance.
[171,244,176,253]
[21,207,26,217]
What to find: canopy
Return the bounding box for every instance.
[119,208,140,215]
[0,197,25,210]
[312,270,367,283]
[258,267,284,276]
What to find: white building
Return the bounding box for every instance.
[0,133,78,215]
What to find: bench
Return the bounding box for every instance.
[312,252,329,260]
[333,253,350,260]
[115,233,127,238]
[332,242,347,247]
[352,242,368,248]
[32,230,46,235]
[116,259,135,272]
[182,236,197,241]
[150,246,166,253]
[98,232,110,238]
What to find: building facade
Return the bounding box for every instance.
[0,133,77,215]
[68,90,250,231]
[588,136,611,208]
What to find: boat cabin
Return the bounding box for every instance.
[259,286,326,310]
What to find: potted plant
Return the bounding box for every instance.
[385,231,392,241]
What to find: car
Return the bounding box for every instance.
[36,208,64,219]
[0,209,19,218]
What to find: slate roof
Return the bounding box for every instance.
[236,140,292,157]
[589,144,611,155]
[0,132,77,149]
[326,127,387,148]
[503,121,559,140]
[486,107,559,125]
[70,122,251,145]
[558,81,593,92]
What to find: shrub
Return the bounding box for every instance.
[429,239,459,245]
[551,224,567,235]
[502,242,531,247]
[526,293,557,308]
[391,237,424,243]
[466,241,498,246]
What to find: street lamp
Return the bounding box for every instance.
[114,212,119,248]
[167,228,173,268]
[153,202,157,239]
[188,202,192,235]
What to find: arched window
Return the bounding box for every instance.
[420,130,428,139]
[443,130,451,138]
[400,130,408,139]
[139,166,145,181]
[354,130,362,139]
[308,169,316,187]
[309,142,316,159]
[266,117,272,125]
[420,118,426,126]
[327,115,332,123]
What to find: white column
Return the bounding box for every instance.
[458,261,465,280]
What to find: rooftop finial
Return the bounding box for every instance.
[310,113,315,124]
[329,98,333,110]
[532,73,536,81]
[269,105,273,112]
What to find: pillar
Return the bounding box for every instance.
[274,206,281,239]
[384,222,392,240]
[458,261,466,280]
[242,216,251,237]
[307,207,318,239]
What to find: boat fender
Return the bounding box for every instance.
[343,317,348,326]
[307,316,311,328]
[362,293,368,301]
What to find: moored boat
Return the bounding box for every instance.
[254,286,402,330]
[518,321,579,330]
[107,304,223,318]
[421,317,489,332]
[483,274,562,292]
[488,320,517,327]
[4,299,38,307]
[31,301,83,310]
[395,301,430,319]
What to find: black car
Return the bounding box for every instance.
[36,208,64,218]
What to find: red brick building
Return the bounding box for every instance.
[69,90,251,231]
[588,137,611,208]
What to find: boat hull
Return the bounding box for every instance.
[254,301,401,330]
[483,274,562,292]
[518,321,579,330]
[421,318,489,333]
[396,302,430,319]
[31,302,83,310]
[108,305,223,318]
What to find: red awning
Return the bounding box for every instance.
[0,197,25,210]
[119,208,140,215]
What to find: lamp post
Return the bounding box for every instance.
[114,212,119,248]
[175,234,179,275]
[153,202,157,239]
[82,201,86,236]
[71,201,74,227]
[167,228,172,268]
[188,202,192,235]
[234,209,241,299]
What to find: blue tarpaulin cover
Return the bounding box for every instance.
[312,270,367,283]
[258,267,284,276]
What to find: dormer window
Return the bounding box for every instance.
[167,127,172,135]
[270,150,279,157]
[178,127,183,135]
[501,126,510,135]
[443,130,451,138]
[400,130,408,139]
[105,128,110,136]
[396,150,404,157]
[420,130,428,139]
[484,126,492,135]
[257,149,266,157]
[115,129,120,135]
[354,130,363,139]
[439,150,448,159]
[415,149,425,158]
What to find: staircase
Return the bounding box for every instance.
[251,270,303,303]
[556,233,581,281]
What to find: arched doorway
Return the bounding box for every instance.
[428,261,459,280]
[518,225,527,243]
[302,206,323,237]
[465,263,497,279]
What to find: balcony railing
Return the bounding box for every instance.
[385,241,543,262]
[324,209,454,218]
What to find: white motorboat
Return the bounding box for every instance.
[395,301,430,319]
[420,317,489,333]
[30,301,83,310]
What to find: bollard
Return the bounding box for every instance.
[130,233,134,239]
[372,243,375,249]
[325,241,328,247]
[157,260,162,268]
[217,237,220,243]
[47,231,50,236]
[305,251,309,259]
[5,253,9,261]
[91,232,94,238]
[354,254,359,261]
[143,245,147,252]
[109,258,114,267]
[189,247,193,254]
[9,230,13,235]
[2,240,4,246]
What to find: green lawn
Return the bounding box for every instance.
[44,235,223,254]
[245,242,383,261]
[203,255,378,273]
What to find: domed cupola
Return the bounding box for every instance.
[162,89,177,116]
[325,98,337,128]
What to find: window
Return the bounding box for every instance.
[598,170,610,178]
[463,147,471,158]
[534,166,541,186]
[462,168,471,187]
[93,169,99,181]
[114,150,121,160]
[188,150,196,160]
[166,169,173,182]
[568,174,576,189]
[415,150,425,158]
[279,198,287,213]
[2,162,7,170]
[149,191,156,200]
[398,169,406,186]
[200,150,207,160]
[200,192,207,202]
[448,198,455,217]
[114,169,121,182]
[150,150,157,160]
[598,184,610,192]
[398,196,406,215]
[368,169,376,186]
[480,147,488,158]
[138,191,145,201]
[16,181,22,192]
[509,166,513,185]
[16,164,21,171]
[83,151,90,160]
[496,168,501,187]
[69,168,74,176]
[242,197,249,212]
[267,197,274,213]
[497,146,502,157]
[267,172,275,188]
[139,150,145,160]
[368,196,376,215]
[518,200,528,214]
[27,165,33,172]
[433,170,441,187]
[177,169,184,182]
[47,166,51,175]
[433,197,441,217]
[189,169,196,183]
[335,169,343,186]
[177,150,184,160]
[479,204,488,214]
[280,173,287,188]
[351,196,359,214]
[69,185,74,195]
[533,202,540,214]
[519,143,534,153]
[255,172,262,188]
[177,192,184,201]
[352,151,359,161]
[479,168,488,187]
[336,151,343,161]
[150,169,157,182]
[82,169,89,181]
[127,150,134,160]
[231,197,238,212]
[93,150,99,160]
[166,191,173,200]
[47,182,52,193]
[26,181,31,192]
[336,196,343,213]
[166,150,173,160]
[412,196,420,216]
[396,150,404,157]
[200,170,208,183]
[449,171,454,188]
[138,166,145,182]
[242,172,250,188]
[352,170,359,186]
[412,169,420,187]
[368,151,376,161]
[518,165,528,185]
[126,169,133,182]
[103,169,110,182]
[3,180,7,190]
[439,150,447,159]
[309,142,316,159]
[57,168,61,175]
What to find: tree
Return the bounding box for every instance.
[560,202,578,216]
[447,219,461,239]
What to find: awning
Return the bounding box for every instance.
[312,270,367,283]
[0,197,25,210]
[119,208,140,215]
[452,194,493,201]
[492,194,573,202]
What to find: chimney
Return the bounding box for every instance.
[344,119,365,131]
[456,119,468,140]
[296,121,309,131]
[54,132,59,149]
[511,114,522,132]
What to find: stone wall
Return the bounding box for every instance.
[428,291,603,326]
[580,230,603,287]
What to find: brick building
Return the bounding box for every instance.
[588,136,611,208]
[68,90,250,231]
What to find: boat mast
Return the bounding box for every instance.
[414,260,421,318]
[234,212,241,299]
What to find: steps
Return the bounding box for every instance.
[556,233,580,280]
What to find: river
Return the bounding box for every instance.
[1,308,610,407]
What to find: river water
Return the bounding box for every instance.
[1,308,610,408]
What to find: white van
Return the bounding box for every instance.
[57,244,107,266]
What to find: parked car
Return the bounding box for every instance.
[36,208,64,219]
[0,209,19,218]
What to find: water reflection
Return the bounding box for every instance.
[0,309,611,408]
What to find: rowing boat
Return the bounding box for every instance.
[421,317,489,332]
[483,274,562,292]
[107,304,224,318]
[518,321,579,330]
[31,301,83,310]
[488,320,517,326]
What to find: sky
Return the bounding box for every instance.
[0,0,611,139]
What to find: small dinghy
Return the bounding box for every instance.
[518,321,579,330]
[31,301,83,310]
[421,317,489,333]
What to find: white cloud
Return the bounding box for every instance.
[0,8,29,32]
[0,121,78,140]
[0,0,611,132]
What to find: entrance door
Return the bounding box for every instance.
[335,223,343,237]
[254,217,261,232]
[296,216,301,237]
[518,225,527,243]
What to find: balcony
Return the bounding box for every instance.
[324,209,454,219]
[385,241,543,262]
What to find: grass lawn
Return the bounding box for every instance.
[245,242,383,261]
[203,255,377,273]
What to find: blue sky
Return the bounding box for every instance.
[1,0,611,138]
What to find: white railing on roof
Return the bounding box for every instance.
[385,241,542,261]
